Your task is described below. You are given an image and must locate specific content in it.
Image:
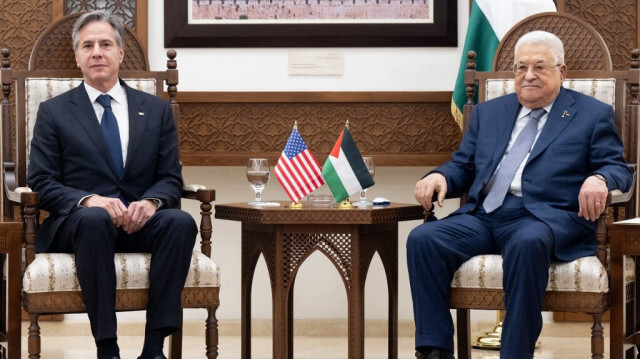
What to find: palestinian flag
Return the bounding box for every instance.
[322,126,374,202]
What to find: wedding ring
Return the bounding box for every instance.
[137,220,143,223]
[595,203,601,205]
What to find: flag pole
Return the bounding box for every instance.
[287,121,305,208]
[338,120,354,208]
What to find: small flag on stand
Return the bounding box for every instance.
[274,124,325,203]
[322,124,374,202]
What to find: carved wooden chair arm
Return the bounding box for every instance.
[607,164,636,206]
[19,191,39,267]
[3,161,26,204]
[182,185,216,258]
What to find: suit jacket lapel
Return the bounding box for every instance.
[68,84,114,170]
[528,87,576,163]
[123,80,147,173]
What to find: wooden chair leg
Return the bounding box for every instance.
[168,329,183,359]
[456,309,471,359]
[590,313,604,359]
[28,313,41,359]
[206,306,219,359]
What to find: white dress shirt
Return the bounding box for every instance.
[84,82,129,164]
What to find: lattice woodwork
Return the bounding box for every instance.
[565,0,637,71]
[0,1,52,71]
[65,0,138,31]
[624,234,640,253]
[179,102,461,166]
[242,227,276,288]
[282,232,353,289]
[494,12,612,71]
[365,227,398,279]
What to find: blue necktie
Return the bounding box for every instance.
[96,94,123,178]
[483,108,546,213]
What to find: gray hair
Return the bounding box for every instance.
[514,31,565,66]
[72,10,125,52]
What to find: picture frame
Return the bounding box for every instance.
[164,0,457,47]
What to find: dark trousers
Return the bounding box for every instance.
[50,207,197,343]
[406,195,553,359]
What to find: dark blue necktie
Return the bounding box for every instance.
[96,94,123,178]
[483,108,546,213]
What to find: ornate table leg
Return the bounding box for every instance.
[377,227,399,359]
[610,229,626,359]
[241,224,276,359]
[369,224,399,359]
[350,230,367,359]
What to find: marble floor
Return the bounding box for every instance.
[16,320,613,358]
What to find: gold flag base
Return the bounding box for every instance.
[337,199,354,208]
[287,201,304,208]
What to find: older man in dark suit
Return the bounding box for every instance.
[408,31,633,359]
[27,10,196,359]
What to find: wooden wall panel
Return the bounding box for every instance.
[0,1,53,71]
[177,92,461,166]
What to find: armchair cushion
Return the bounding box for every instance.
[452,254,635,293]
[23,251,220,294]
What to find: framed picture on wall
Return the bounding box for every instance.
[164,0,457,47]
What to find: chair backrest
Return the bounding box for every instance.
[461,12,640,261]
[0,12,179,217]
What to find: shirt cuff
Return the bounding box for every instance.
[145,198,163,209]
[77,194,96,208]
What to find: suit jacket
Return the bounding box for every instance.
[434,87,633,262]
[27,80,184,253]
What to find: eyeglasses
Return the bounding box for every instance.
[513,63,561,76]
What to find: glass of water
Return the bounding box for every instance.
[355,157,375,207]
[246,158,270,206]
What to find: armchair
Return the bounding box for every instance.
[442,12,639,359]
[0,13,220,359]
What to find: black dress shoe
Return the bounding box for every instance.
[137,355,167,359]
[416,347,455,359]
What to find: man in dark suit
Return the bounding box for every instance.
[27,10,196,359]
[408,31,633,359]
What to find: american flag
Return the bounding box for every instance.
[274,127,325,202]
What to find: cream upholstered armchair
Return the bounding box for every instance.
[442,12,639,359]
[0,13,220,359]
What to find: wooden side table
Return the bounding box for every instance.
[0,218,22,359]
[610,220,640,359]
[215,202,424,359]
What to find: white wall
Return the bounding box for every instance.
[148,4,469,92]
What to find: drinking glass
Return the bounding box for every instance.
[246,158,270,206]
[355,157,375,207]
